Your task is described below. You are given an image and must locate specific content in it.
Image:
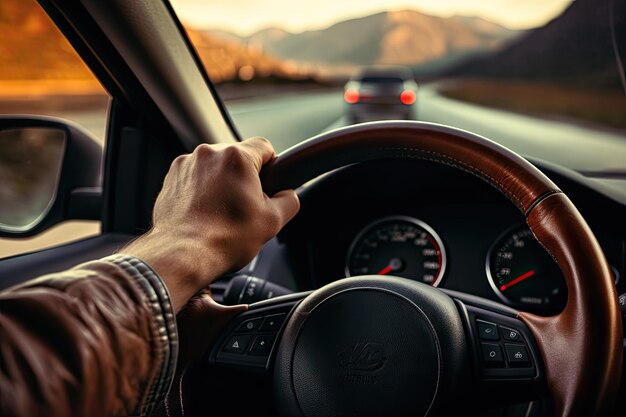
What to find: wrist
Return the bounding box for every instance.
[122,229,222,312]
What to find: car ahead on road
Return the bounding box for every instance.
[344,66,418,123]
[1,1,625,417]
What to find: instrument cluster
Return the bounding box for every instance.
[345,216,578,311]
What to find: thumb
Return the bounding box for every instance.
[267,189,300,228]
[177,289,247,364]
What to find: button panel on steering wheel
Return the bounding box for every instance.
[209,300,298,370]
[464,304,543,381]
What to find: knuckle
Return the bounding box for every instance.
[222,145,248,167]
[254,137,275,153]
[171,154,187,167]
[194,143,214,157]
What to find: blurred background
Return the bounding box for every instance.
[1,0,625,257]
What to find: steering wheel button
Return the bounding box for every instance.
[504,344,531,367]
[481,343,504,367]
[476,319,499,341]
[249,334,275,356]
[501,326,523,342]
[235,318,262,333]
[260,313,286,331]
[222,335,252,354]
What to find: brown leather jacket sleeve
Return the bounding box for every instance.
[0,255,178,417]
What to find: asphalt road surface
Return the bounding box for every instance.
[227,91,344,152]
[229,85,626,174]
[2,87,625,258]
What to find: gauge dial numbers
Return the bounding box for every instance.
[346,216,446,286]
[487,226,567,310]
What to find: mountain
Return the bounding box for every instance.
[448,15,514,39]
[210,10,519,68]
[248,28,291,47]
[448,0,626,90]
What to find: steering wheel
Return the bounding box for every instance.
[207,121,622,416]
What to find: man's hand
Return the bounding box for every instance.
[123,138,299,312]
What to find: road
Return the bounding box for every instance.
[2,87,625,258]
[415,86,626,174]
[228,86,626,174]
[227,91,345,152]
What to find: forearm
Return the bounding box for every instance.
[0,255,177,417]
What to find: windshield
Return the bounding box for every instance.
[169,0,625,175]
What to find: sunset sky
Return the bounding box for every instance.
[170,0,574,34]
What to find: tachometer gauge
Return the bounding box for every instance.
[346,216,446,286]
[487,226,567,310]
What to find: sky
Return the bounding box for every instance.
[169,0,574,35]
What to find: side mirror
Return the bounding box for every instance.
[0,115,103,237]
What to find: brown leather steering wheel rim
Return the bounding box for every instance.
[260,121,622,416]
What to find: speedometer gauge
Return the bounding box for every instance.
[487,226,567,310]
[346,216,446,286]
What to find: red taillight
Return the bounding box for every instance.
[400,90,416,105]
[344,89,360,104]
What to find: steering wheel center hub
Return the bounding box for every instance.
[274,277,467,417]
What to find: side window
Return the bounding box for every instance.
[0,0,109,258]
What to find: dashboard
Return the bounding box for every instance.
[251,158,626,316]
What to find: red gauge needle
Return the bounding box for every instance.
[500,270,536,291]
[377,265,393,275]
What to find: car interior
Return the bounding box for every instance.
[1,0,625,416]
